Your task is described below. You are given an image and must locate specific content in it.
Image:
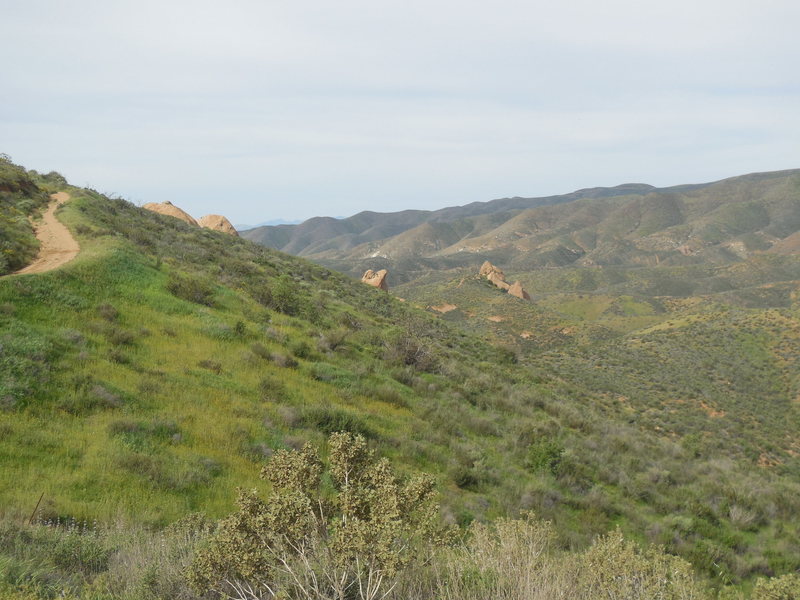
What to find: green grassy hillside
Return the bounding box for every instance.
[1,169,800,596]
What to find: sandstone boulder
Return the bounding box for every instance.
[487,271,510,291]
[479,261,530,300]
[199,214,239,236]
[142,201,199,226]
[361,269,389,291]
[480,261,510,290]
[479,260,504,278]
[508,280,531,300]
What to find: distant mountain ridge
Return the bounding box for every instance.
[242,182,665,257]
[242,169,800,285]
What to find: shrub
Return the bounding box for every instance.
[250,343,271,360]
[579,528,706,599]
[106,326,135,346]
[198,359,222,374]
[188,433,443,600]
[425,514,556,600]
[752,573,800,599]
[300,406,374,439]
[258,376,286,402]
[525,440,564,475]
[270,352,298,369]
[167,273,216,306]
[382,334,438,373]
[288,339,311,359]
[96,303,119,322]
[269,274,308,316]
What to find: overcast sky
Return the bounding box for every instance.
[2,0,799,225]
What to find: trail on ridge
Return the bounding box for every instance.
[13,192,80,275]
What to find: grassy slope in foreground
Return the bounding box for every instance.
[0,184,799,586]
[0,186,541,524]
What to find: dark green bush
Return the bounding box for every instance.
[300,406,375,438]
[525,440,564,475]
[166,273,216,306]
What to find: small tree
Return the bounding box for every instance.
[189,433,443,600]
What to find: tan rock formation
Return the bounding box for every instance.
[487,271,510,291]
[508,280,531,300]
[361,269,389,291]
[199,214,239,236]
[479,260,530,300]
[142,201,199,226]
[480,261,510,290]
[478,260,508,290]
[479,260,504,278]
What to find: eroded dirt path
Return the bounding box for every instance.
[14,192,80,275]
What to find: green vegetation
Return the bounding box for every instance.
[1,163,800,598]
[0,437,794,599]
[189,433,442,600]
[0,155,52,274]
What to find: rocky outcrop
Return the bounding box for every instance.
[479,260,502,278]
[487,271,510,291]
[479,261,511,291]
[142,202,199,226]
[508,280,531,300]
[361,269,389,291]
[142,202,239,236]
[199,214,238,236]
[479,261,530,300]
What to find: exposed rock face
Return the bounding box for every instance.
[199,214,239,236]
[479,260,503,278]
[142,201,199,226]
[361,269,389,291]
[480,261,511,290]
[479,261,530,300]
[487,271,510,291]
[508,280,531,300]
[142,202,239,236]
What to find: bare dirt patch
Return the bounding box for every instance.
[430,303,458,314]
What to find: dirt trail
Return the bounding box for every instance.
[14,192,80,275]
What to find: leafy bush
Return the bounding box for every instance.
[752,573,800,600]
[525,440,564,475]
[300,406,375,438]
[167,273,216,306]
[189,433,443,600]
[579,528,706,599]
[268,274,309,316]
